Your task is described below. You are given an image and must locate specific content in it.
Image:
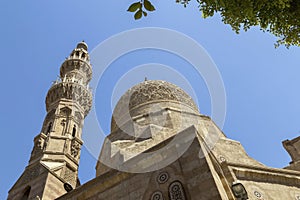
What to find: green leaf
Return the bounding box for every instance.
[144,0,155,11]
[134,9,143,20]
[127,2,141,12]
[143,11,147,16]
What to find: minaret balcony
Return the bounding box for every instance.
[60,58,92,83]
[45,82,92,116]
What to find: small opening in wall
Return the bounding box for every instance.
[72,125,76,137]
[47,122,52,135]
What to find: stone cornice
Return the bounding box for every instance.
[229,163,300,187]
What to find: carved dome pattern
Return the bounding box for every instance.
[111,80,199,133]
[117,80,198,112]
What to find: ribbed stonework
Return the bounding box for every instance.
[8,42,92,200]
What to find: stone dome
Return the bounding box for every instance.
[111,80,199,132]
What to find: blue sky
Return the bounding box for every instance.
[1,1,300,198]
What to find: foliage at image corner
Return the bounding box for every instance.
[127,0,155,20]
[127,0,300,48]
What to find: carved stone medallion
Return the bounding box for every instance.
[157,172,169,184]
[151,191,164,200]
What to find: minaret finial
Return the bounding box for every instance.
[77,40,88,51]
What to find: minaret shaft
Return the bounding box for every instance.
[8,42,92,200]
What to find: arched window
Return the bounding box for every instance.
[169,181,186,200]
[47,122,52,135]
[72,125,76,137]
[21,186,31,200]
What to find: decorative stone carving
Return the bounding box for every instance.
[111,80,199,132]
[169,181,186,200]
[117,80,197,112]
[71,140,80,158]
[46,82,92,116]
[219,155,227,163]
[60,59,92,83]
[254,190,263,199]
[157,172,169,184]
[8,42,92,200]
[151,191,164,200]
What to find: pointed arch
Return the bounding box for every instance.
[60,107,71,116]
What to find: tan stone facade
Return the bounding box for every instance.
[8,42,92,200]
[8,42,300,200]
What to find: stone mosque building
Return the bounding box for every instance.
[7,42,300,199]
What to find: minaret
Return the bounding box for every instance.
[8,42,92,200]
